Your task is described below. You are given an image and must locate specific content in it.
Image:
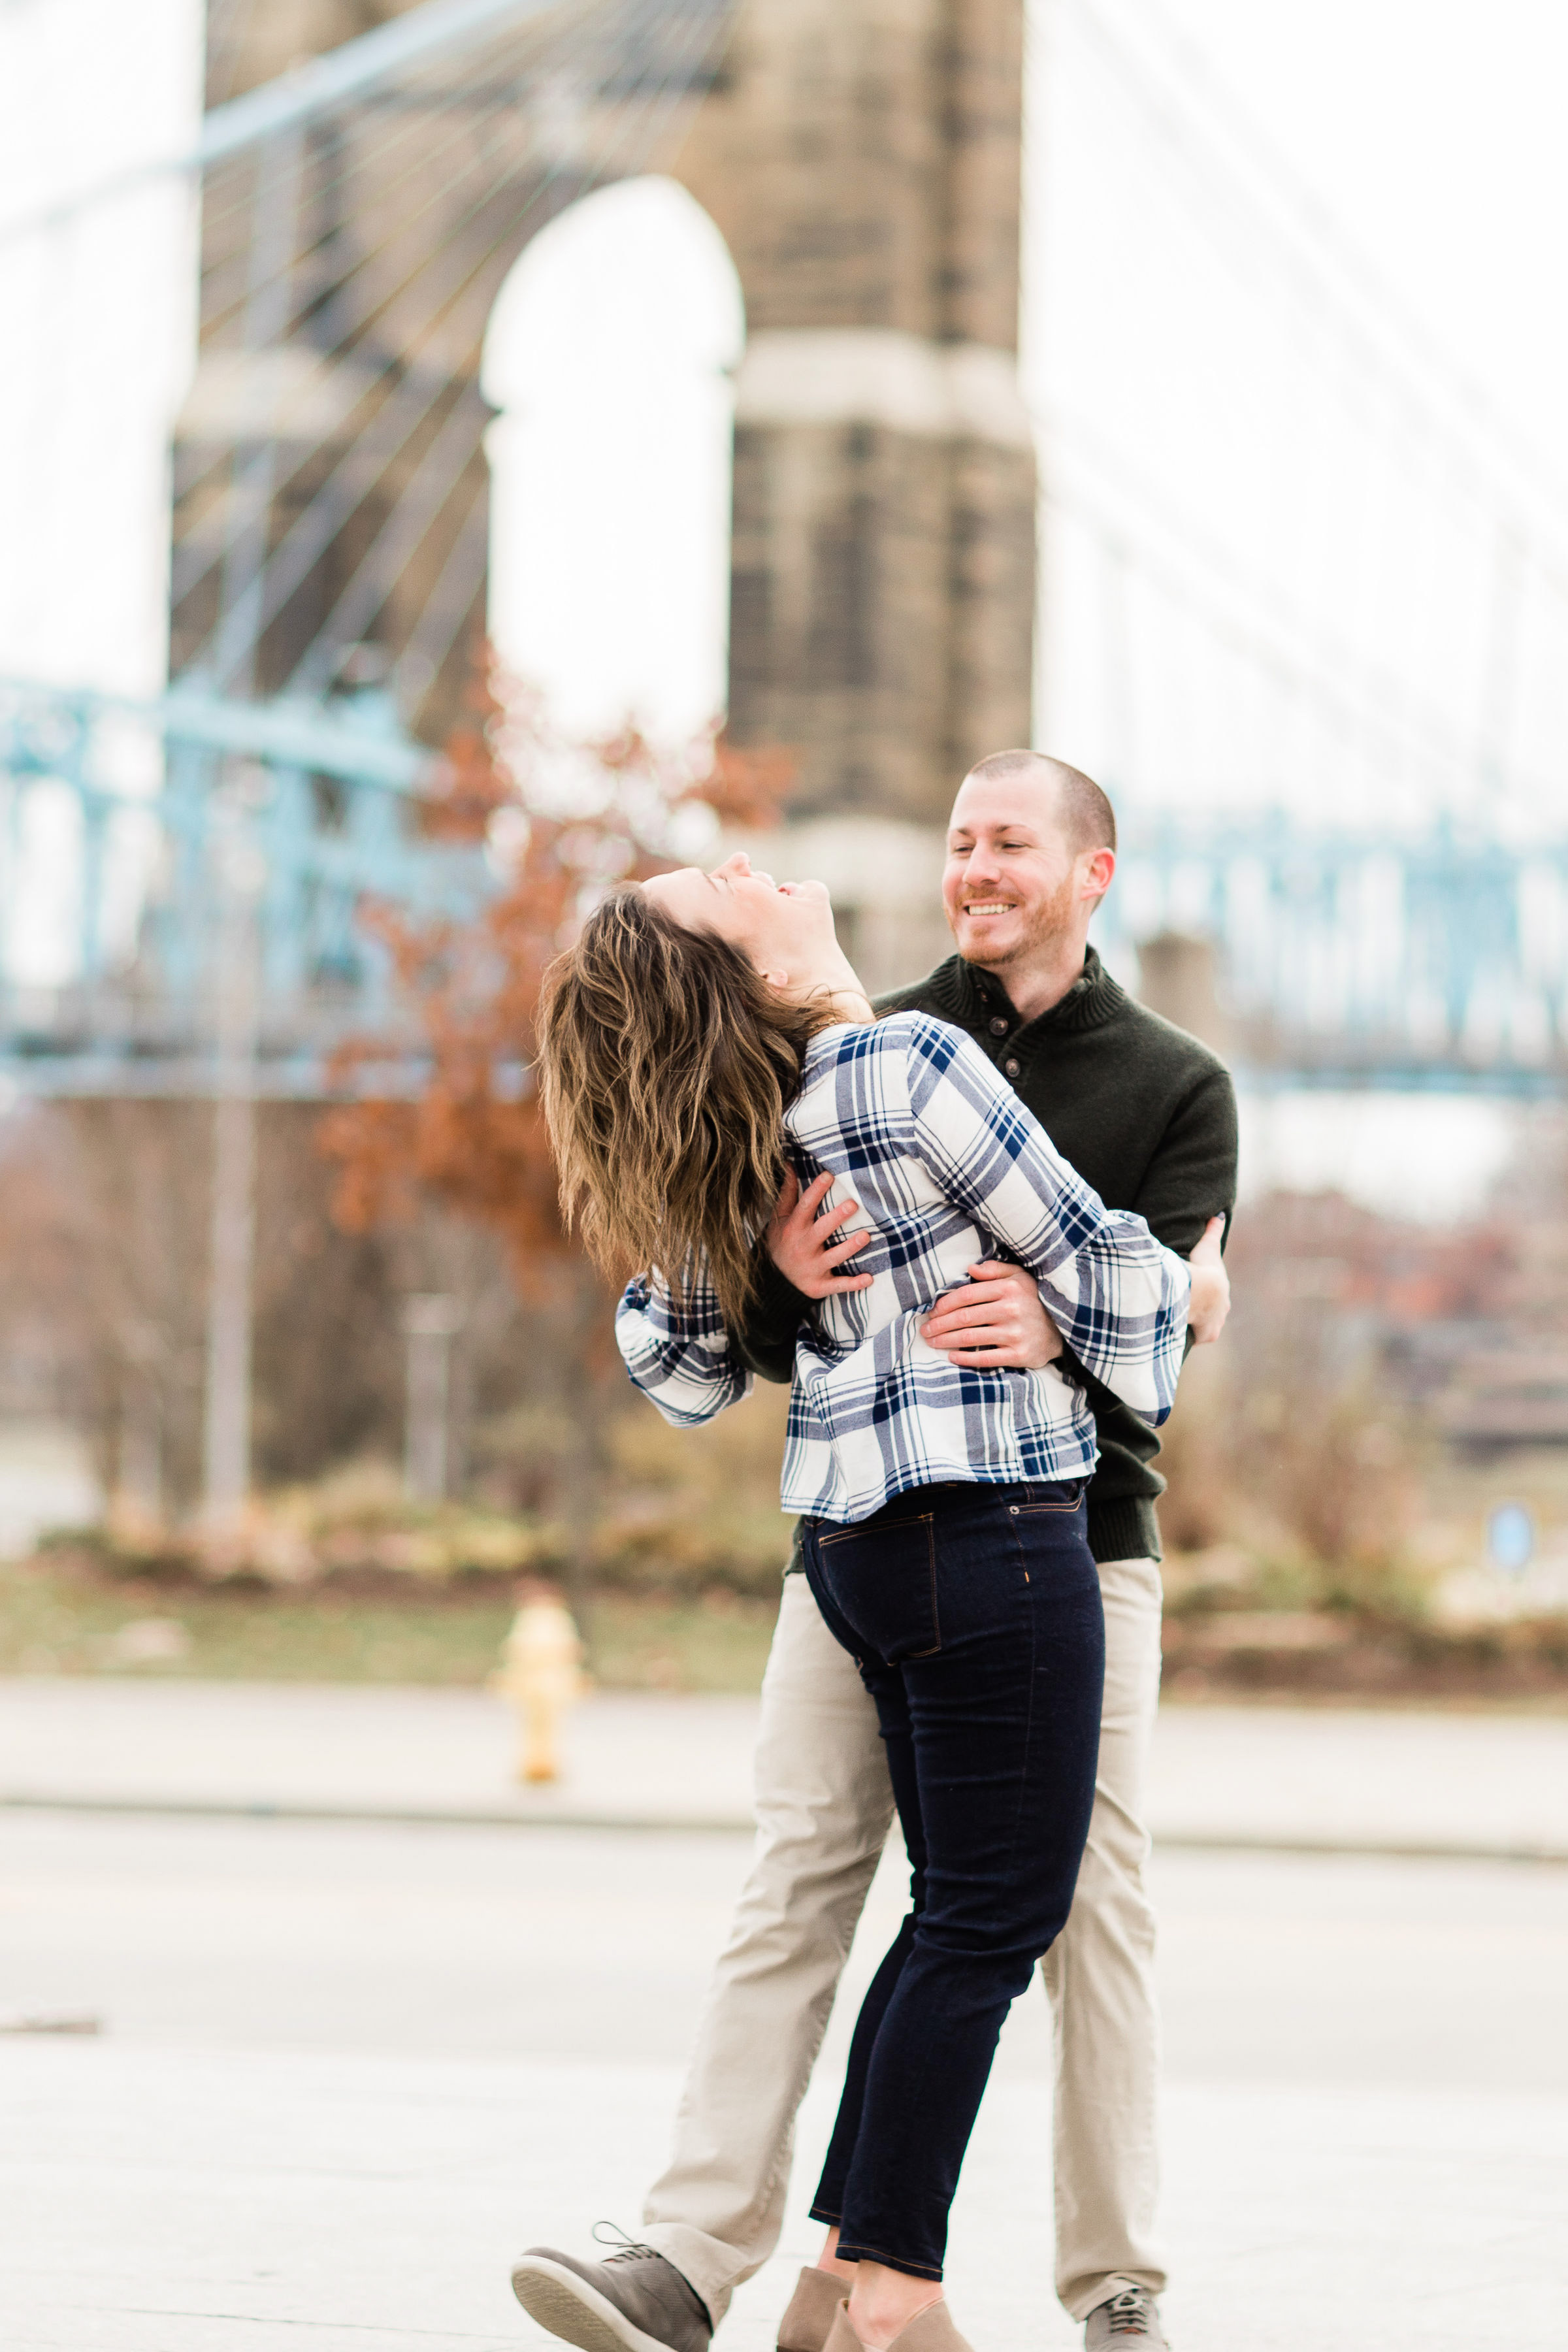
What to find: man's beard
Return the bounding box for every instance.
[961,869,1078,974]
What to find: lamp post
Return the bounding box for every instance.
[201,791,265,1524]
[402,1294,463,1501]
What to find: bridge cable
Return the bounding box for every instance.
[172,0,738,701]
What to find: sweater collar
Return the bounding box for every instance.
[930,945,1128,1039]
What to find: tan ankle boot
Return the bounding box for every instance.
[823,2297,975,2352]
[823,2301,860,2352]
[777,2268,855,2352]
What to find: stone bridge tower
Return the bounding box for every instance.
[181,0,1034,852]
[677,0,1036,826]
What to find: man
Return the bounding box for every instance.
[514,751,1237,2352]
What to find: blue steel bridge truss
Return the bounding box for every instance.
[1097,810,1568,1098]
[1,679,1566,1100]
[0,678,488,1098]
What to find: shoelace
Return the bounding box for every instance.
[591,2221,664,2268]
[1102,2291,1154,2338]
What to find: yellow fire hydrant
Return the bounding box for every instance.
[493,1579,586,1785]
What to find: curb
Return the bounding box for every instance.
[1155,1829,1568,1867]
[3,1791,1565,1864]
[0,1791,753,1835]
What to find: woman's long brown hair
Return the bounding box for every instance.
[536,887,823,1327]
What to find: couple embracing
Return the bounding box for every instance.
[513,750,1237,2352]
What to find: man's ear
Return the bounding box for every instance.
[1079,846,1116,901]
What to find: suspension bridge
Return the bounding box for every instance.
[0,0,1566,1107]
[5,666,1568,1098]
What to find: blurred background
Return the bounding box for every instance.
[0,0,1566,1697]
[1,8,1567,2344]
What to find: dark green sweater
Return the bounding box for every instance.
[731,947,1239,1564]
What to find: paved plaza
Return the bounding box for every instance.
[7,2036,1565,2352]
[1,1684,1566,2347]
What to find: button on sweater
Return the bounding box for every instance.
[730,947,1239,1565]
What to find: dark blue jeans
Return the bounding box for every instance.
[800,1478,1105,2283]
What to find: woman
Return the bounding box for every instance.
[536,858,1191,2352]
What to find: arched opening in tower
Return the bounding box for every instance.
[482,176,745,749]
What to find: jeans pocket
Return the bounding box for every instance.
[1012,1480,1085,1516]
[814,1513,941,1663]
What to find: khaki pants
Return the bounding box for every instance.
[642,1560,1167,2326]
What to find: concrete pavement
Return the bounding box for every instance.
[2,1676,1567,1857]
[3,2039,1563,2351]
[3,1788,1567,2348]
[5,1679,1567,2344]
[6,1813,1568,2088]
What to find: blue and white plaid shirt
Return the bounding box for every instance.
[616,1012,1191,1524]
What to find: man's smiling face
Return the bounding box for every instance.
[941,772,1081,973]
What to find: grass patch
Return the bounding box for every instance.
[0,1560,779,1693]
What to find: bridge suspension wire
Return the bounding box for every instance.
[0,0,572,251]
[197,7,722,478]
[1034,0,1568,837]
[1051,0,1568,568]
[193,5,647,302]
[1043,0,1568,716]
[1041,472,1490,817]
[171,43,583,591]
[398,482,493,700]
[1041,453,1568,835]
[205,0,264,112]
[284,30,726,694]
[180,7,685,615]
[185,5,723,466]
[283,20,732,700]
[172,0,740,715]
[1105,0,1568,549]
[1041,397,1568,826]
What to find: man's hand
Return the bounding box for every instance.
[919,1261,1066,1370]
[1187,1213,1230,1345]
[764,1170,875,1301]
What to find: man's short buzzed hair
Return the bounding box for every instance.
[963,749,1117,858]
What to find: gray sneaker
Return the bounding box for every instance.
[1085,2290,1169,2352]
[511,2236,712,2352]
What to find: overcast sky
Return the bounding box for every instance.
[1030,0,1568,834]
[1027,0,1568,1216]
[1159,0,1568,464]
